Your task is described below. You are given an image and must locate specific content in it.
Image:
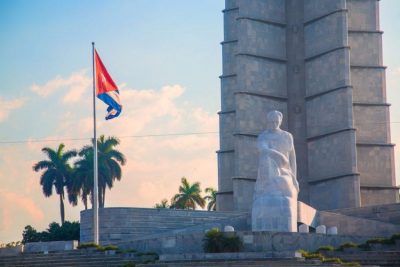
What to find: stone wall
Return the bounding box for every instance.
[121,231,369,254]
[347,0,399,206]
[80,208,249,244]
[332,203,400,225]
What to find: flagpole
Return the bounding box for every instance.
[92,42,99,245]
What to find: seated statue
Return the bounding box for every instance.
[252,110,299,232]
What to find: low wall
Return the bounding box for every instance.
[80,207,249,244]
[0,246,23,256]
[317,210,400,237]
[331,203,400,225]
[120,231,370,254]
[24,240,78,253]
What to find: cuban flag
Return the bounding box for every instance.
[95,49,122,120]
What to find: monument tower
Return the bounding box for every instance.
[217,0,399,211]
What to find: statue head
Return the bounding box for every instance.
[267,110,283,130]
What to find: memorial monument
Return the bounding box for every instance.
[252,110,299,232]
[217,0,399,212]
[79,0,400,250]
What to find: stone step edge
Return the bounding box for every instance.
[159,251,303,262]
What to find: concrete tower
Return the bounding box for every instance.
[217,0,399,212]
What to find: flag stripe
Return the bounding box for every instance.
[94,49,122,120]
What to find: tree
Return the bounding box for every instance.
[154,199,169,208]
[171,177,205,210]
[204,187,217,211]
[22,222,80,244]
[33,144,77,224]
[76,135,126,208]
[71,148,94,210]
[22,225,39,244]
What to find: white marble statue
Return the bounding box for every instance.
[252,110,299,232]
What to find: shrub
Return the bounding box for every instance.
[221,234,242,253]
[77,242,99,249]
[322,257,342,264]
[303,252,323,260]
[103,245,118,251]
[357,243,369,250]
[338,242,358,251]
[316,245,335,252]
[341,262,361,266]
[366,237,394,245]
[297,250,324,260]
[122,262,136,267]
[391,233,400,241]
[22,221,80,244]
[203,228,223,253]
[202,228,243,253]
[0,241,22,248]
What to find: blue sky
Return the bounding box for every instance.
[0,0,399,243]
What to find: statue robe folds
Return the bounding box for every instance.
[252,130,299,232]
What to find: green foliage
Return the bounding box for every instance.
[204,187,217,211]
[297,249,323,260]
[77,242,99,249]
[391,233,400,241]
[316,245,335,252]
[122,262,136,267]
[202,228,243,253]
[103,245,119,251]
[154,199,169,209]
[22,221,80,244]
[338,242,358,251]
[96,246,106,251]
[34,136,126,212]
[124,249,137,253]
[0,241,22,248]
[366,237,394,245]
[341,262,361,266]
[171,177,205,210]
[322,257,342,264]
[33,143,77,224]
[303,252,323,260]
[356,243,368,249]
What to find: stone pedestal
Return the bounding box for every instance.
[252,196,297,232]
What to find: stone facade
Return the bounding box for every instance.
[217,0,399,212]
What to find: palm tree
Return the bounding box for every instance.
[76,135,126,208]
[33,143,77,224]
[204,187,217,211]
[70,148,94,210]
[171,177,205,210]
[154,199,169,209]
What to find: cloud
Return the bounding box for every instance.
[2,72,220,242]
[0,97,25,122]
[0,190,44,223]
[30,69,91,103]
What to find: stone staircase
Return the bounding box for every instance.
[138,259,372,267]
[321,250,400,267]
[0,250,138,267]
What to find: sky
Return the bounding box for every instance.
[0,0,399,243]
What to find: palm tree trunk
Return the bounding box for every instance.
[59,194,65,225]
[83,194,88,210]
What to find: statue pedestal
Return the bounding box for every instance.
[252,195,297,232]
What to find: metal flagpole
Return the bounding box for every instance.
[92,42,99,244]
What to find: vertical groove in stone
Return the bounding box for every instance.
[285,0,309,204]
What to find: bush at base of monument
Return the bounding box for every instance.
[202,228,243,253]
[22,221,80,243]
